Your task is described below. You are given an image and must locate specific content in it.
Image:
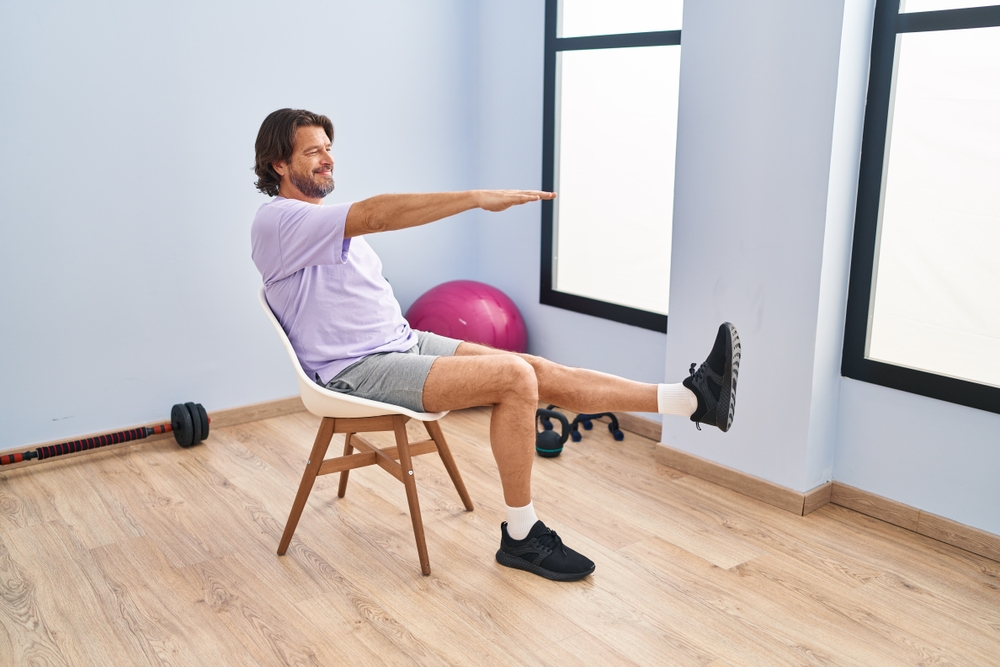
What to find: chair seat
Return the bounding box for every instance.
[258,287,446,421]
[294,373,446,421]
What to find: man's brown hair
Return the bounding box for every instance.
[254,108,334,197]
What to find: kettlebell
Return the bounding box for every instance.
[535,408,570,457]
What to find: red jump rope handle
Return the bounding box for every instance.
[1,416,212,467]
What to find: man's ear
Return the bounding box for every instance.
[272,160,288,177]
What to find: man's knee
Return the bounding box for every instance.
[496,355,539,402]
[519,353,559,387]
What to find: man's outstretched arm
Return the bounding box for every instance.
[344,190,555,238]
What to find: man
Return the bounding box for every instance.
[251,109,740,582]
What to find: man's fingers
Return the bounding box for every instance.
[481,189,557,211]
[510,190,555,200]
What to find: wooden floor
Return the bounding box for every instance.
[1,408,998,667]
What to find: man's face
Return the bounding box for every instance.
[276,125,334,202]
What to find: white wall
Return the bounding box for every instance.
[0,0,479,448]
[836,380,1000,535]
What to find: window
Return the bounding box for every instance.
[540,0,683,333]
[843,0,1000,414]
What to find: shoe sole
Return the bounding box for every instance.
[495,549,595,581]
[718,322,740,432]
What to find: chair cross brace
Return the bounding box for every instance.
[277,413,473,575]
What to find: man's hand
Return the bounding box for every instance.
[347,189,557,238]
[477,189,557,212]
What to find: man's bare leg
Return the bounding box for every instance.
[453,341,663,414]
[421,354,538,507]
[421,351,598,581]
[423,343,695,505]
[453,321,741,435]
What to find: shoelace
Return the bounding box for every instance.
[688,362,703,431]
[537,529,568,556]
[689,362,705,382]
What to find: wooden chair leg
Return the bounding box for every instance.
[394,415,430,576]
[278,417,335,556]
[337,431,355,498]
[425,420,473,511]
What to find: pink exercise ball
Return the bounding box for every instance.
[405,280,528,353]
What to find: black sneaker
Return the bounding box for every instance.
[496,521,595,581]
[682,322,740,432]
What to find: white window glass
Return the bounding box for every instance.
[559,0,683,37]
[900,0,998,12]
[868,26,1000,387]
[554,46,680,315]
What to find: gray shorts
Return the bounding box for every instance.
[324,330,462,412]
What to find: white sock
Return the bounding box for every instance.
[505,501,538,540]
[658,383,698,417]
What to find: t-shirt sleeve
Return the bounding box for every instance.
[252,199,353,283]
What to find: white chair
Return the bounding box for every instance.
[258,287,473,575]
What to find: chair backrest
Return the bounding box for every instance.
[258,287,445,421]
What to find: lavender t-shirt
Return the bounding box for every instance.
[250,197,417,384]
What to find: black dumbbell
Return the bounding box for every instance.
[606,413,625,441]
[170,402,210,447]
[571,412,625,442]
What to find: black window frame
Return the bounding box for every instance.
[539,0,681,334]
[842,0,1000,415]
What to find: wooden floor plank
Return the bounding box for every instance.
[533,630,640,667]
[293,595,428,667]
[86,535,265,667]
[0,530,74,667]
[179,552,363,667]
[25,455,144,551]
[580,531,845,667]
[0,470,62,532]
[849,572,1000,665]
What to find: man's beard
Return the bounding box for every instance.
[290,169,335,199]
